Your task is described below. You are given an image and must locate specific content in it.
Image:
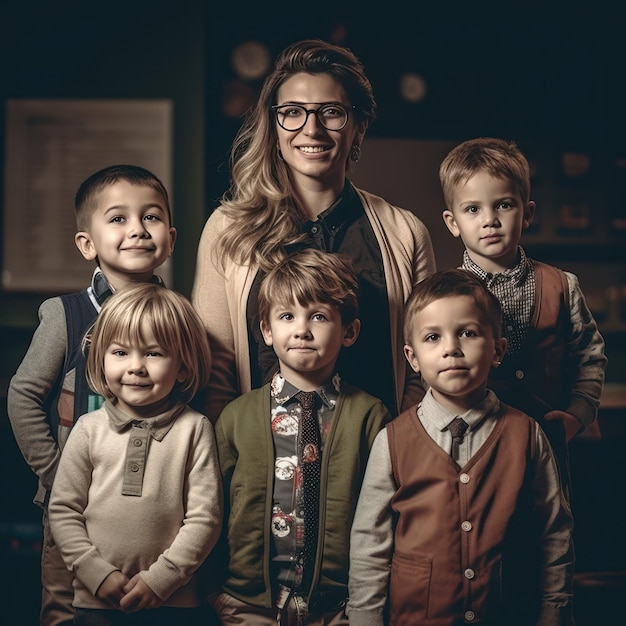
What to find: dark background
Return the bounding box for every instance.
[1,2,625,623]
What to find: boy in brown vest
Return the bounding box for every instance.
[347,269,574,626]
[438,137,607,498]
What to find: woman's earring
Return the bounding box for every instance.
[276,141,285,161]
[350,144,361,163]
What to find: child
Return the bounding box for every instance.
[439,137,607,497]
[347,269,575,626]
[7,164,177,625]
[48,283,222,626]
[210,248,391,625]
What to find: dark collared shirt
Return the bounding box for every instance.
[462,247,535,356]
[247,181,396,414]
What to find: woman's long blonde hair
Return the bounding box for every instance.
[217,38,377,274]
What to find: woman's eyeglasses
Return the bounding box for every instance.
[272,103,355,131]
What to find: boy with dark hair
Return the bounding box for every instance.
[348,269,574,626]
[211,248,390,625]
[8,164,176,625]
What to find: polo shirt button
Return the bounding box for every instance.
[464,568,475,579]
[465,610,475,621]
[133,439,142,447]
[460,473,470,484]
[461,521,472,532]
[515,369,525,380]
[311,225,319,233]
[130,464,140,472]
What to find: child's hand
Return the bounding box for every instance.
[544,409,583,442]
[96,570,130,607]
[119,573,163,612]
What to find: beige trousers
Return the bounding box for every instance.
[211,591,349,626]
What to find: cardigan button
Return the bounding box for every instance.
[464,610,475,621]
[459,473,470,484]
[464,568,475,579]
[515,369,525,380]
[461,520,472,532]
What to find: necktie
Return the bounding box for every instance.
[296,390,321,589]
[448,417,469,462]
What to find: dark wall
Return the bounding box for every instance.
[203,7,626,208]
[0,2,207,299]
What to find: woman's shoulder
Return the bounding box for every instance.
[196,207,238,259]
[201,206,233,233]
[354,186,432,254]
[354,186,427,227]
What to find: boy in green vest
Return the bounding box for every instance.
[210,248,390,625]
[348,269,574,626]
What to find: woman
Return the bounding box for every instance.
[192,38,436,422]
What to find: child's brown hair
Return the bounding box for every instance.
[404,268,504,345]
[258,248,359,326]
[439,137,532,209]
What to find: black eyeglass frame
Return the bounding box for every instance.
[271,103,356,132]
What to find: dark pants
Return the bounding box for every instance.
[73,606,216,626]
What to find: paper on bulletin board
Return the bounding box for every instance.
[2,99,173,292]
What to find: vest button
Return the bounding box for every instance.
[461,520,472,532]
[515,369,525,380]
[464,568,475,579]
[465,610,475,621]
[459,473,470,484]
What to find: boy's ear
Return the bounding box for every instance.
[492,337,508,368]
[403,344,420,373]
[442,210,461,238]
[523,201,536,230]
[168,227,178,256]
[75,231,97,261]
[342,319,361,347]
[260,319,274,346]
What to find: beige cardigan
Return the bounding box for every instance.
[192,187,436,422]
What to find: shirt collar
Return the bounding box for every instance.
[104,399,184,441]
[462,246,531,286]
[420,388,501,433]
[270,371,341,408]
[88,267,166,310]
[304,180,362,231]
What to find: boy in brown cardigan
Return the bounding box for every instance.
[347,269,574,626]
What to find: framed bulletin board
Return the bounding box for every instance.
[2,99,173,292]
